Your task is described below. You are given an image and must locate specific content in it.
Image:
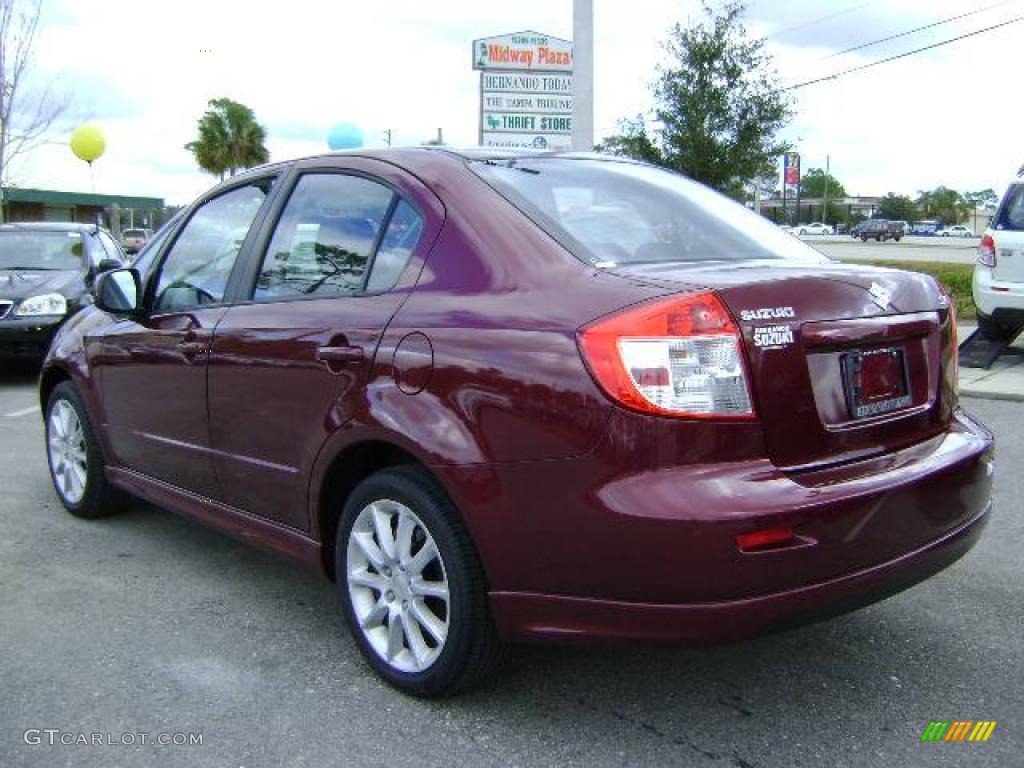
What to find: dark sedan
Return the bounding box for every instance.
[0,222,125,360]
[38,149,993,696]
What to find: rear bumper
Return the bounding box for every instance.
[491,501,989,645]
[0,316,63,359]
[460,409,994,645]
[973,265,1024,317]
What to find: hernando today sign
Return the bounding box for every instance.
[474,31,573,151]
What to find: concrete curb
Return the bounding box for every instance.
[960,388,1024,403]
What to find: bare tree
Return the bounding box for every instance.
[0,0,69,220]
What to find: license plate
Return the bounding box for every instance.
[841,347,911,419]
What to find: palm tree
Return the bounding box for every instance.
[185,97,269,180]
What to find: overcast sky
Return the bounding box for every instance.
[14,0,1024,205]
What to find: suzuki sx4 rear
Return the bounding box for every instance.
[41,150,993,695]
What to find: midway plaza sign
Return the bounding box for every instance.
[472,31,573,151]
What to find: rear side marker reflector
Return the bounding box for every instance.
[735,526,815,554]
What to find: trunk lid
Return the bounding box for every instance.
[607,259,957,470]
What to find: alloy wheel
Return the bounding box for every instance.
[48,399,88,505]
[346,499,450,673]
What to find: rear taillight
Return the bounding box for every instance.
[578,292,755,419]
[978,234,997,267]
[939,284,959,399]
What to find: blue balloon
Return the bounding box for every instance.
[327,122,364,150]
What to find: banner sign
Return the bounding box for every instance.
[784,152,801,187]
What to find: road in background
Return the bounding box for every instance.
[804,235,979,265]
[0,370,1020,768]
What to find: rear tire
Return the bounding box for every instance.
[335,465,505,697]
[977,313,1022,344]
[45,381,125,519]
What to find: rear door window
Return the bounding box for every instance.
[253,173,401,300]
[995,184,1024,231]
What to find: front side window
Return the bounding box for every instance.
[254,174,396,300]
[132,214,184,275]
[153,183,268,312]
[471,158,828,266]
[97,231,124,262]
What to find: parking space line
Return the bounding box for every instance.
[4,406,39,418]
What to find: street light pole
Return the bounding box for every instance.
[572,0,594,151]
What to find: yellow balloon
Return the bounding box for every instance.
[70,124,106,164]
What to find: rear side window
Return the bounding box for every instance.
[366,200,423,292]
[254,174,395,300]
[471,158,827,266]
[995,184,1024,231]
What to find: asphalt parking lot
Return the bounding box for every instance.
[1,364,1021,768]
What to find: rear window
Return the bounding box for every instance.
[0,230,85,271]
[995,184,1024,231]
[123,229,147,238]
[470,157,828,266]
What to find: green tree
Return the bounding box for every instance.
[597,1,792,199]
[185,97,269,180]
[799,168,847,224]
[878,193,920,222]
[964,188,999,210]
[917,186,970,225]
[799,168,846,199]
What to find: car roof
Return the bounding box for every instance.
[224,147,641,185]
[0,221,99,233]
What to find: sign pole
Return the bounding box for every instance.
[572,0,594,151]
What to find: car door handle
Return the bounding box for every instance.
[316,345,364,364]
[177,341,205,360]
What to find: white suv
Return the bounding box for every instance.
[974,178,1024,342]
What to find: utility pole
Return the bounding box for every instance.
[572,0,594,151]
[824,154,830,226]
[383,129,392,147]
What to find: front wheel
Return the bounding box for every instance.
[336,466,505,697]
[45,382,125,518]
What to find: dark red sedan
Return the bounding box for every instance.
[39,149,993,696]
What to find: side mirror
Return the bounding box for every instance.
[94,268,141,315]
[97,258,123,273]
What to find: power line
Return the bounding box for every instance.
[763,2,875,40]
[824,0,1018,59]
[781,14,1024,93]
